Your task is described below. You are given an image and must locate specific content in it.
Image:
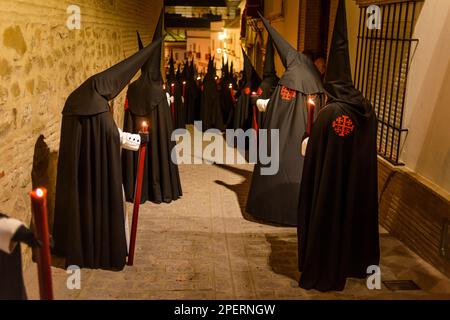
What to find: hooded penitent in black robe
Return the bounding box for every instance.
[53,31,162,270]
[200,58,224,131]
[220,59,236,129]
[246,14,324,226]
[122,16,182,205]
[171,64,186,129]
[185,58,201,124]
[233,48,261,131]
[253,34,279,130]
[0,214,39,300]
[298,0,380,292]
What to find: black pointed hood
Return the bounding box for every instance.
[168,50,175,82]
[242,47,261,91]
[126,11,166,116]
[144,9,164,82]
[137,31,144,51]
[325,0,371,117]
[62,37,162,116]
[176,64,182,82]
[259,12,323,94]
[260,34,279,90]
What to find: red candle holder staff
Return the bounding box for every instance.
[127,120,150,266]
[251,91,259,134]
[29,187,53,300]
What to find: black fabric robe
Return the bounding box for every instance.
[122,19,182,204]
[54,111,127,269]
[246,15,324,226]
[122,82,182,204]
[297,0,380,292]
[201,70,224,131]
[0,214,27,300]
[246,90,322,226]
[172,81,186,129]
[53,34,162,270]
[298,102,380,292]
[0,245,27,300]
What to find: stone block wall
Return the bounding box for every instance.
[0,0,162,263]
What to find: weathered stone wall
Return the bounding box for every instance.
[0,0,162,262]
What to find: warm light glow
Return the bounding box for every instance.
[308,97,316,106]
[214,76,218,80]
[36,188,44,198]
[163,84,166,90]
[216,48,222,54]
[252,91,257,96]
[197,76,201,81]
[142,121,148,128]
[229,83,233,89]
[182,81,186,85]
[171,83,175,87]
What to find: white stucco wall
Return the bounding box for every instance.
[400,0,450,193]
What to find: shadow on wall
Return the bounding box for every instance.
[30,135,58,233]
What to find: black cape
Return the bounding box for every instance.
[233,49,261,131]
[200,58,224,131]
[253,34,279,130]
[246,16,324,226]
[122,19,182,204]
[185,59,201,124]
[0,214,28,300]
[298,0,380,291]
[53,34,162,269]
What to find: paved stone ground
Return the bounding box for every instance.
[24,126,450,300]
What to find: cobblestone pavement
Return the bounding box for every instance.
[24,127,450,300]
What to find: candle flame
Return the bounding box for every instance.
[182,81,186,85]
[308,97,316,106]
[229,83,233,89]
[163,84,166,90]
[36,188,44,198]
[197,76,201,80]
[142,121,148,128]
[171,83,175,87]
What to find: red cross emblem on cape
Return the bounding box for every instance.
[332,115,355,137]
[244,87,251,95]
[280,86,296,101]
[256,87,263,96]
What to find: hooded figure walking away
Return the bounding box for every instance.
[122,14,182,205]
[298,0,380,292]
[200,57,224,131]
[233,48,261,131]
[220,58,236,129]
[185,58,201,124]
[252,34,279,131]
[246,14,324,226]
[53,35,161,270]
[172,63,186,129]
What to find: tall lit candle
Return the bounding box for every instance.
[29,187,54,300]
[128,120,150,266]
[182,80,186,104]
[307,96,316,136]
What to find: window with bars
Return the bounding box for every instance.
[354,0,423,165]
